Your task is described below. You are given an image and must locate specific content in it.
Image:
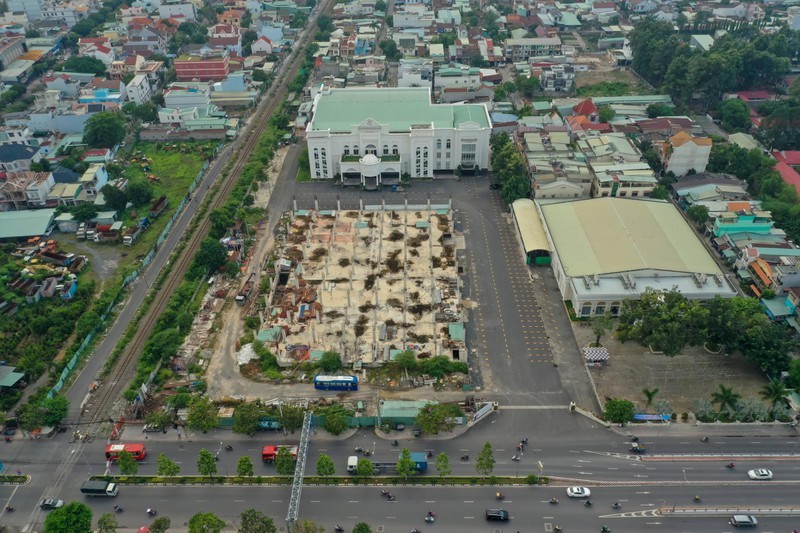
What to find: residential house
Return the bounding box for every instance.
[158,1,197,20]
[537,63,575,92]
[81,42,116,66]
[174,49,230,81]
[7,0,44,21]
[0,35,26,70]
[689,34,715,52]
[110,55,144,80]
[209,23,243,55]
[123,26,170,57]
[40,3,84,28]
[43,73,81,97]
[78,78,127,104]
[393,4,435,28]
[0,171,55,210]
[0,145,42,172]
[126,74,152,104]
[78,163,108,198]
[251,36,273,55]
[164,85,211,108]
[219,9,245,26]
[0,125,33,146]
[590,162,658,198]
[712,3,764,21]
[661,131,712,176]
[504,37,562,62]
[626,0,658,14]
[774,161,800,195]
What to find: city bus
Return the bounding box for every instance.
[105,443,147,461]
[313,375,358,391]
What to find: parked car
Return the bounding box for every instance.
[142,424,162,433]
[40,499,64,510]
[392,422,405,431]
[567,487,591,498]
[747,469,773,480]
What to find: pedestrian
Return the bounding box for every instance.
[15,469,21,476]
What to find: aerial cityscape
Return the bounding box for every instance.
[0,0,798,531]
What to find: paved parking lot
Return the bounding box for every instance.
[283,175,599,409]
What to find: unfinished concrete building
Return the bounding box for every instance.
[262,206,465,366]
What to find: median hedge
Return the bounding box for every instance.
[89,474,549,486]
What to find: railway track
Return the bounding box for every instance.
[83,5,329,426]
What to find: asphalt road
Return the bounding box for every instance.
[5,484,800,532]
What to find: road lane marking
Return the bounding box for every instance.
[234,500,245,502]
[349,501,359,503]
[272,500,282,503]
[311,500,320,503]
[464,500,474,503]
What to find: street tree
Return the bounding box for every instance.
[187,396,219,432]
[97,513,118,533]
[188,512,225,533]
[150,516,171,533]
[391,350,418,372]
[604,398,635,423]
[71,204,99,222]
[197,449,218,478]
[290,520,324,533]
[434,452,452,477]
[500,172,531,204]
[396,448,417,479]
[237,455,254,477]
[233,402,262,435]
[476,441,495,476]
[238,509,277,533]
[378,39,402,61]
[642,388,660,413]
[279,405,306,432]
[275,447,295,475]
[61,56,106,75]
[711,384,742,417]
[316,453,335,476]
[146,410,174,431]
[196,238,228,273]
[157,453,181,477]
[43,501,93,533]
[686,204,710,228]
[415,403,457,435]
[760,381,790,411]
[719,98,750,132]
[323,411,348,435]
[83,111,126,148]
[353,524,372,533]
[116,450,138,476]
[356,458,374,477]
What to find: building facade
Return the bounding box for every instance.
[174,51,230,81]
[306,87,491,186]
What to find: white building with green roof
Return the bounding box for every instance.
[306,87,491,186]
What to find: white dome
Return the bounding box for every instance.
[360,153,380,165]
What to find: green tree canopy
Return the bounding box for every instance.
[316,453,335,476]
[83,111,126,149]
[598,105,615,123]
[356,457,374,477]
[378,39,402,61]
[434,452,452,477]
[237,455,254,477]
[604,398,635,423]
[187,396,219,432]
[116,450,138,476]
[275,447,295,475]
[686,204,710,227]
[61,56,107,75]
[233,402,262,435]
[719,98,750,132]
[157,453,181,476]
[188,512,225,533]
[317,350,343,373]
[71,203,99,222]
[414,403,461,434]
[396,448,417,479]
[476,441,495,476]
[196,237,228,273]
[150,516,171,533]
[197,449,218,478]
[43,502,93,533]
[322,411,348,435]
[96,513,118,533]
[711,384,742,415]
[353,524,372,533]
[100,184,128,211]
[239,509,277,533]
[125,179,154,208]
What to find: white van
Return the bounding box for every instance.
[347,455,358,473]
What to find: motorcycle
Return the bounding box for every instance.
[391,440,399,446]
[585,500,593,507]
[496,492,504,500]
[726,462,735,469]
[554,527,562,532]
[612,502,621,509]
[362,449,372,456]
[693,496,702,502]
[335,527,345,532]
[146,509,157,517]
[701,436,709,442]
[461,454,469,461]
[4,506,13,512]
[388,494,396,501]
[426,450,433,458]
[424,516,435,523]
[601,527,612,533]
[427,511,436,518]
[113,506,124,513]
[381,490,389,497]
[411,529,421,533]
[225,445,233,451]
[550,498,559,504]
[521,437,529,444]
[355,446,364,452]
[630,436,639,442]
[511,455,520,462]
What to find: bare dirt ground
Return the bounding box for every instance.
[573,322,768,414]
[573,68,642,88]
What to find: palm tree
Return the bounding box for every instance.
[710,384,741,416]
[759,381,790,411]
[642,388,659,413]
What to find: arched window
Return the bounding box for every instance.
[392,145,399,155]
[343,145,350,155]
[436,139,442,149]
[383,145,389,155]
[446,139,451,149]
[365,144,377,155]
[353,145,359,155]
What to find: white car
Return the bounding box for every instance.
[567,486,591,498]
[747,469,773,480]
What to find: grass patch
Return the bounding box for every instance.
[296,150,311,182]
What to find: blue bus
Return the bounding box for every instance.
[314,375,359,391]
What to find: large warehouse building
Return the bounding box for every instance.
[305,87,491,185]
[513,198,737,317]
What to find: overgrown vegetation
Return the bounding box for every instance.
[489,133,530,204]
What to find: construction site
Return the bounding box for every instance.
[256,206,467,367]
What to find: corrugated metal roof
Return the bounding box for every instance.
[512,199,551,254]
[0,209,55,240]
[540,198,721,277]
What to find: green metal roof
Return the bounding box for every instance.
[448,322,465,342]
[310,88,489,133]
[0,209,55,240]
[0,366,24,388]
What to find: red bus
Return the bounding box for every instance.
[105,443,147,461]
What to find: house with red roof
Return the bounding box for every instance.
[774,161,800,194]
[571,99,598,122]
[251,36,273,55]
[209,23,243,55]
[772,150,800,167]
[219,9,245,26]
